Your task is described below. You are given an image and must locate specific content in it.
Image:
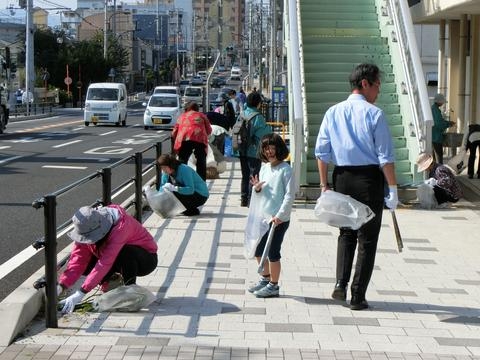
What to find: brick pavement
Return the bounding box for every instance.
[2,159,480,359]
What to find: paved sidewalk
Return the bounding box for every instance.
[2,159,480,359]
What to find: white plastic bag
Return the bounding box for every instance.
[92,284,156,312]
[244,191,270,259]
[314,190,375,230]
[206,144,217,168]
[145,187,186,218]
[446,148,469,174]
[416,182,438,209]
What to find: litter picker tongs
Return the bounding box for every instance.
[257,223,277,274]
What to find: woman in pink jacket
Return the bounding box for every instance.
[58,204,158,313]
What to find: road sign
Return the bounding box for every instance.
[64,77,72,85]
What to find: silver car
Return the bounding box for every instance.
[143,93,181,130]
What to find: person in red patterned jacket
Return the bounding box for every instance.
[58,205,158,313]
[417,153,463,207]
[172,101,212,180]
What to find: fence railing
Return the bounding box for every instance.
[10,102,56,117]
[31,135,170,328]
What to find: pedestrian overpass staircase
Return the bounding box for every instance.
[296,0,431,193]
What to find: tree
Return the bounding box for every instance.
[32,28,130,104]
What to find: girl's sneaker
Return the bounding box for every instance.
[247,278,269,293]
[254,283,279,298]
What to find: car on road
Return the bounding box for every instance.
[182,86,204,108]
[153,86,179,95]
[211,76,227,88]
[178,79,190,95]
[230,68,242,81]
[143,93,181,130]
[191,76,203,86]
[84,82,128,127]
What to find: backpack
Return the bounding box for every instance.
[232,112,258,153]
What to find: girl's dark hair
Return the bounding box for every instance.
[157,153,181,170]
[349,63,381,90]
[246,92,262,108]
[258,133,289,162]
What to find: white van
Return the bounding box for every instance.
[84,83,128,127]
[230,68,242,81]
[153,86,179,96]
[182,86,204,108]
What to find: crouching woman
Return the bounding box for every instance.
[157,153,209,216]
[58,204,158,313]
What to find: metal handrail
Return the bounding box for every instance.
[31,135,169,328]
[387,0,433,154]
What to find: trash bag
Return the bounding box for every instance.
[92,284,156,312]
[314,190,375,230]
[224,135,233,157]
[416,182,438,209]
[244,191,270,259]
[144,187,186,218]
[446,148,469,175]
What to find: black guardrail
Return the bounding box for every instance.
[10,102,55,117]
[30,135,170,328]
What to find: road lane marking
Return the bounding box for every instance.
[0,246,38,280]
[42,165,88,170]
[0,146,11,150]
[52,140,82,148]
[0,155,24,164]
[67,157,110,162]
[99,131,117,136]
[12,119,83,134]
[0,225,73,281]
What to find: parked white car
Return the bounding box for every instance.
[143,93,181,130]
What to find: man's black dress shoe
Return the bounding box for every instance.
[350,297,369,310]
[331,282,347,301]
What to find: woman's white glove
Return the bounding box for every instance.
[162,183,178,192]
[425,178,438,187]
[384,185,398,211]
[58,290,84,313]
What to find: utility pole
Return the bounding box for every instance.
[192,11,196,75]
[25,0,34,115]
[248,3,253,90]
[103,0,108,59]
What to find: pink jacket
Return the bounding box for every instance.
[59,205,157,292]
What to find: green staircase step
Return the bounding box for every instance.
[303,43,390,54]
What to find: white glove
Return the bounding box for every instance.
[142,184,150,195]
[58,290,84,314]
[162,183,178,192]
[384,185,398,211]
[425,178,437,187]
[57,284,64,297]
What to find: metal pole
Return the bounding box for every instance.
[155,142,162,190]
[44,195,58,328]
[176,10,180,77]
[25,0,34,115]
[134,152,143,221]
[102,167,112,205]
[104,0,108,59]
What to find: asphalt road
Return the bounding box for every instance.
[0,107,172,301]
